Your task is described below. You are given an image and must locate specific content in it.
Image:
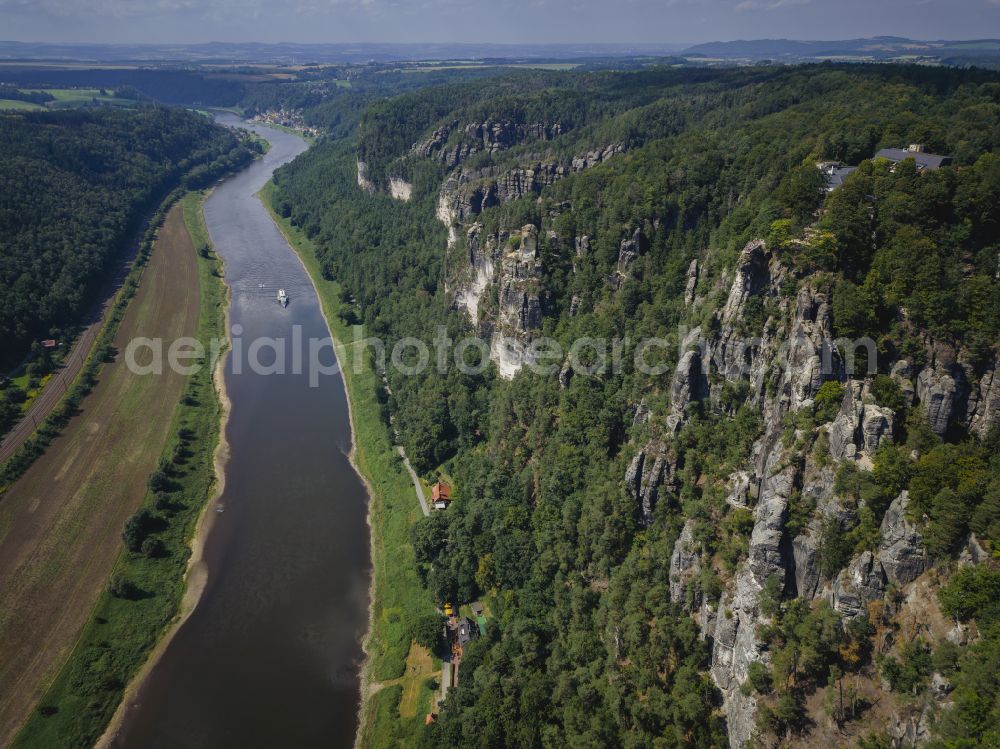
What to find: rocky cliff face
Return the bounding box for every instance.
[613,239,835,746]
[356,159,376,194]
[388,176,412,201]
[437,142,626,379]
[828,381,895,462]
[968,361,1000,438]
[413,119,565,168]
[625,439,674,526]
[612,233,988,747]
[617,236,1000,747]
[452,223,498,327]
[490,225,545,379]
[436,144,625,226]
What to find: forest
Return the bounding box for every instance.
[0,107,254,427]
[273,62,1000,747]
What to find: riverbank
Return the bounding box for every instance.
[93,190,234,749]
[259,181,440,748]
[8,193,230,748]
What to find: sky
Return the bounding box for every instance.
[0,0,999,46]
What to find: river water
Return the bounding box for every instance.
[112,116,371,748]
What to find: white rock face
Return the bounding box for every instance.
[356,159,375,194]
[489,333,533,380]
[436,191,459,247]
[452,224,496,326]
[486,226,545,379]
[388,176,412,201]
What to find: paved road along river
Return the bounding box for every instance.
[111,115,371,748]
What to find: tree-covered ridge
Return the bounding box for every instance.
[274,63,1000,747]
[353,65,1000,187]
[0,107,254,368]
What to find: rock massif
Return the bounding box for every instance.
[489,225,545,379]
[413,119,565,168]
[434,139,625,378]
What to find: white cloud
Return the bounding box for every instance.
[0,0,374,17]
[735,0,810,11]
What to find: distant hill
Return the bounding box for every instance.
[683,36,1000,65]
[0,40,686,64]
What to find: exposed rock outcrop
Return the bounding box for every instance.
[436,144,624,224]
[684,259,699,306]
[748,454,796,587]
[726,470,753,510]
[891,360,916,407]
[916,359,967,436]
[437,141,626,380]
[490,225,544,379]
[877,491,929,586]
[828,381,895,461]
[784,285,839,411]
[413,119,565,168]
[792,464,848,599]
[720,240,769,327]
[670,519,702,608]
[711,568,763,748]
[615,227,649,281]
[712,447,797,748]
[388,176,412,201]
[969,364,1000,439]
[832,550,887,619]
[667,331,707,432]
[452,223,497,326]
[356,159,375,194]
[625,440,672,526]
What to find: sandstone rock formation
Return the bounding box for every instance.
[670,519,702,608]
[828,381,895,461]
[877,491,929,585]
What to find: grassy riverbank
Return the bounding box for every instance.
[10,193,228,748]
[259,181,439,748]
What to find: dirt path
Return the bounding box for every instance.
[0,206,200,746]
[395,445,430,517]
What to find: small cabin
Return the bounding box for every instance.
[432,481,452,510]
[456,617,479,648]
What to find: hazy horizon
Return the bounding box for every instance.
[0,0,997,48]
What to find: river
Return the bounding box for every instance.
[111,115,371,748]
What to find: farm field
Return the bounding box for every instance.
[0,205,200,746]
[0,88,138,111]
[0,99,44,111]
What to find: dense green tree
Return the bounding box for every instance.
[0,107,252,369]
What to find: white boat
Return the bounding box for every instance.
[277,288,288,307]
